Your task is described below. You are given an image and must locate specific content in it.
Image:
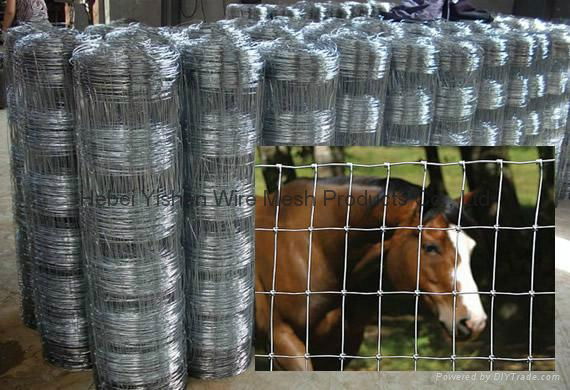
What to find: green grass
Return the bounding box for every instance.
[256,147,541,207]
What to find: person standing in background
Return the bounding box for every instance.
[2,0,49,31]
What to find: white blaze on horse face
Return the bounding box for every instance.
[447,225,487,333]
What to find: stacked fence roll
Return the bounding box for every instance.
[384,36,439,145]
[328,28,391,145]
[471,33,511,145]
[178,26,262,378]
[5,24,42,330]
[14,28,91,369]
[431,39,483,145]
[503,33,538,145]
[261,37,339,145]
[72,30,187,388]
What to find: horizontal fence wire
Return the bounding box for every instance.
[254,159,555,371]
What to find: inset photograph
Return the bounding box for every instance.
[254,146,555,371]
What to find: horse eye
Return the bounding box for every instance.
[424,244,440,254]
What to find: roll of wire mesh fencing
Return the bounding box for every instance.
[327,28,391,145]
[503,32,538,145]
[346,1,373,18]
[545,28,570,194]
[5,24,44,330]
[351,17,405,38]
[245,18,299,42]
[261,37,339,145]
[545,30,570,149]
[72,31,186,389]
[177,26,262,379]
[431,39,483,145]
[523,32,551,145]
[294,1,327,22]
[226,3,270,21]
[13,28,91,369]
[471,33,511,145]
[384,36,439,145]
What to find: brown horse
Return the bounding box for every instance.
[255,176,487,371]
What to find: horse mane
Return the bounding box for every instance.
[315,176,477,227]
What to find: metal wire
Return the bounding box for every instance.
[346,1,372,18]
[471,33,511,145]
[369,1,395,16]
[5,23,45,330]
[384,36,439,145]
[13,28,92,370]
[245,19,298,42]
[328,28,391,145]
[351,17,405,37]
[432,39,483,145]
[177,26,262,379]
[503,33,539,145]
[256,159,555,371]
[261,37,339,145]
[226,3,270,21]
[72,32,186,388]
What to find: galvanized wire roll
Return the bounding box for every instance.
[294,1,327,22]
[301,18,349,41]
[272,4,304,19]
[548,31,570,96]
[245,19,298,42]
[351,17,404,37]
[261,37,339,145]
[369,0,394,16]
[13,29,91,369]
[328,28,391,145]
[346,1,372,18]
[471,33,511,145]
[504,32,538,145]
[384,36,439,145]
[177,26,261,379]
[226,3,270,21]
[522,32,551,144]
[5,24,43,330]
[432,39,483,145]
[73,34,186,389]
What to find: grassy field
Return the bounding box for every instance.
[256,147,542,207]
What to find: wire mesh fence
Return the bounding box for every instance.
[255,158,555,372]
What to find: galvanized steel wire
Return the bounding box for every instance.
[431,39,483,145]
[177,26,262,379]
[5,23,44,330]
[384,35,439,145]
[327,28,391,145]
[261,37,339,145]
[14,28,91,370]
[72,30,186,388]
[471,33,511,145]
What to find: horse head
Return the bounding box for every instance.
[381,185,488,341]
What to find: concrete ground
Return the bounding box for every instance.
[0,107,568,389]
